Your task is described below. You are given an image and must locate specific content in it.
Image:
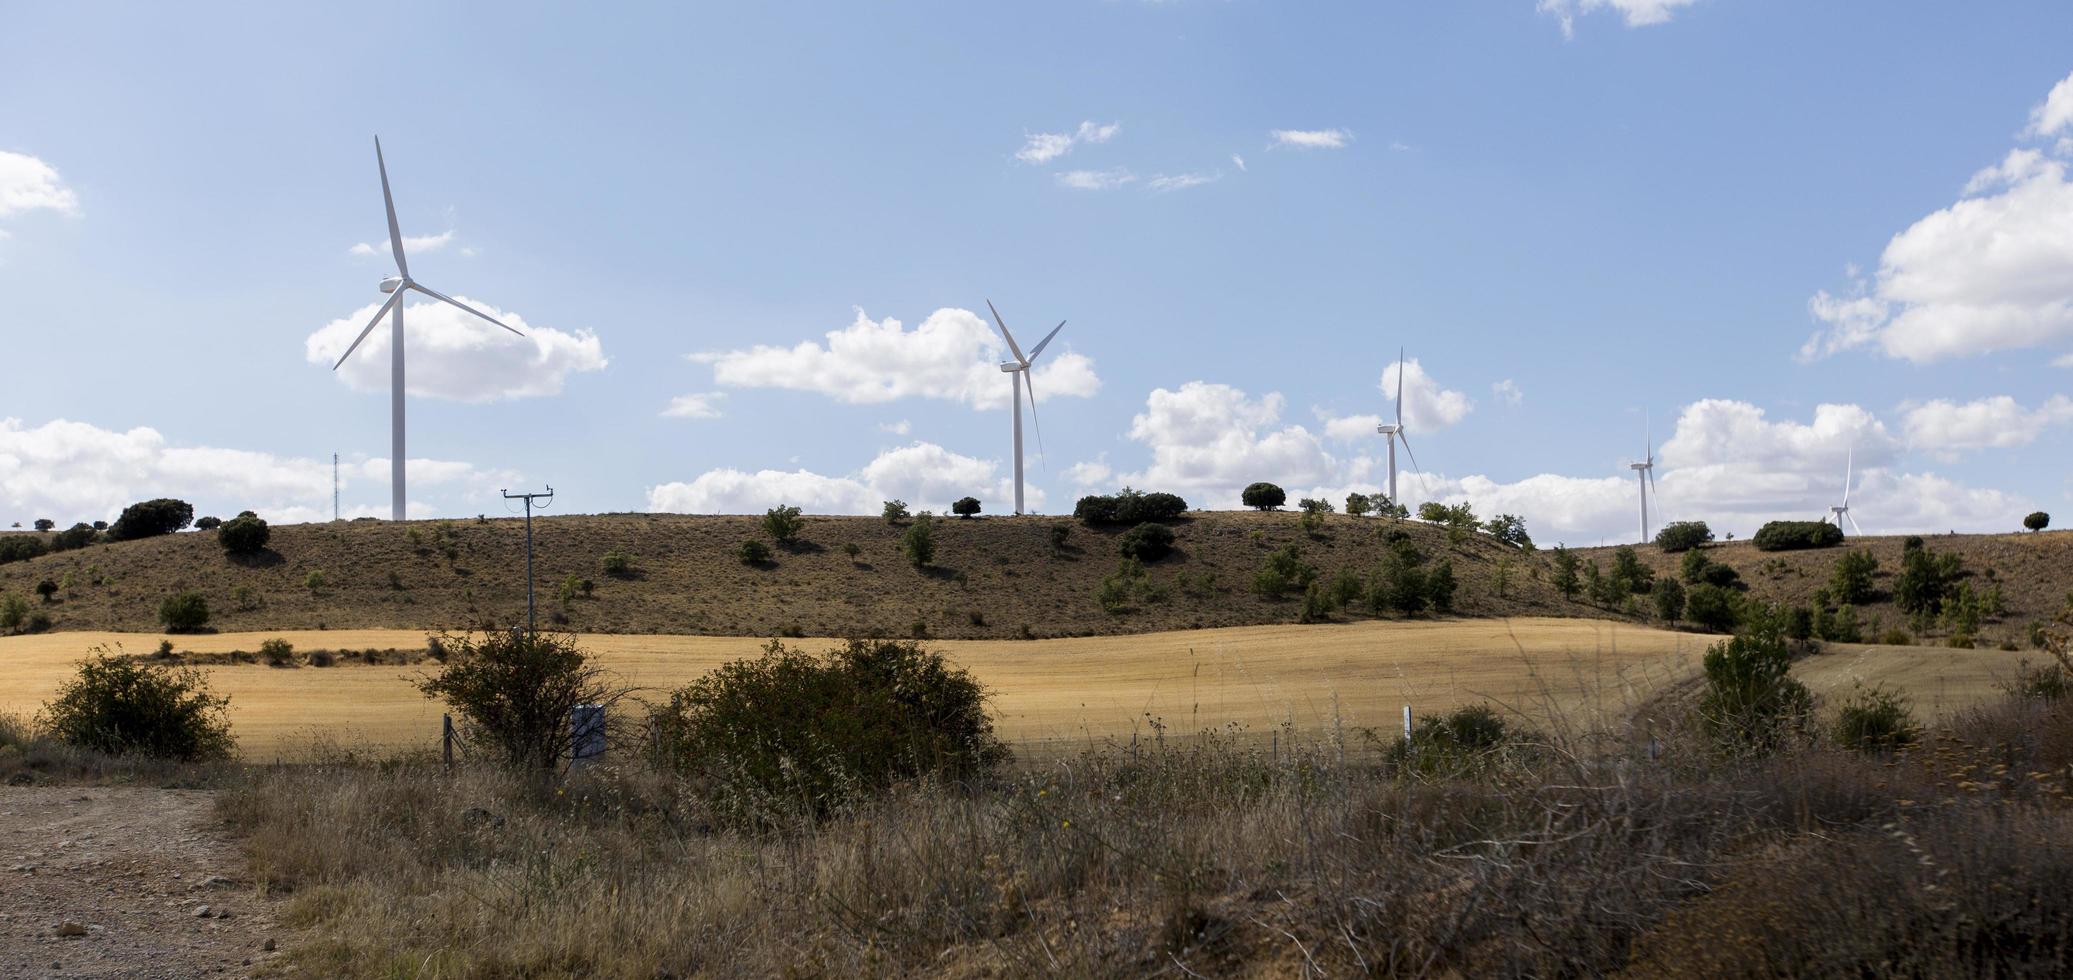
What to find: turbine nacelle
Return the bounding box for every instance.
[1000,361,1024,373]
[379,276,405,294]
[1376,423,1401,435]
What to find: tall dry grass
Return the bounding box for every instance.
[213,680,2073,978]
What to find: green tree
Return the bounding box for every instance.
[32,518,54,532]
[2024,511,2050,532]
[158,591,209,632]
[1483,513,1532,549]
[1609,545,1654,596]
[1828,548,1879,605]
[1344,492,1372,517]
[1551,545,1580,600]
[1653,577,1686,622]
[1684,583,1741,632]
[35,579,58,603]
[737,539,772,565]
[416,630,630,770]
[761,504,804,543]
[107,498,195,541]
[1654,521,1713,553]
[1117,522,1175,561]
[881,499,909,524]
[1697,618,1812,755]
[217,512,271,556]
[38,653,233,759]
[950,496,981,519]
[901,513,936,568]
[1241,482,1286,510]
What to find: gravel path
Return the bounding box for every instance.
[0,787,286,978]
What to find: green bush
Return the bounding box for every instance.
[648,638,1009,825]
[217,513,270,556]
[1895,542,1964,615]
[1829,549,1878,605]
[0,535,47,565]
[737,539,772,565]
[1697,619,1812,755]
[158,591,210,632]
[1785,605,1815,641]
[1344,492,1372,517]
[1609,545,1655,596]
[1654,521,1713,553]
[50,523,97,552]
[1257,544,1316,597]
[602,549,635,578]
[303,569,326,591]
[1832,685,1920,754]
[2024,511,2050,532]
[35,579,58,603]
[1483,513,1532,549]
[761,505,804,543]
[37,653,233,760]
[415,630,627,770]
[901,513,936,568]
[1048,524,1070,550]
[1653,578,1686,622]
[195,516,222,531]
[107,498,195,542]
[881,500,909,524]
[1241,482,1286,511]
[1388,704,1526,777]
[32,518,54,532]
[1551,545,1580,600]
[1298,497,1334,515]
[1076,489,1189,524]
[950,497,981,519]
[1684,583,1741,633]
[1117,522,1176,561]
[0,594,28,632]
[259,638,295,667]
[1752,520,1844,552]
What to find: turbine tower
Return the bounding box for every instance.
[1375,348,1421,508]
[985,300,1065,516]
[333,137,526,521]
[1629,419,1658,543]
[1821,447,1864,535]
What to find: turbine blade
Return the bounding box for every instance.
[1842,448,1854,506]
[332,290,405,370]
[1023,369,1047,467]
[1397,430,1421,476]
[409,283,525,337]
[1026,319,1066,362]
[376,136,409,278]
[1394,347,1405,426]
[985,299,1027,365]
[1846,511,1864,536]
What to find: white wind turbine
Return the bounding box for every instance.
[1629,417,1659,543]
[333,137,526,521]
[985,300,1066,516]
[1821,447,1864,535]
[1375,348,1422,509]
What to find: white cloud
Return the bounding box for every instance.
[646,441,1034,515]
[1269,129,1352,150]
[1319,412,1384,443]
[1537,0,1701,39]
[2026,69,2073,139]
[1380,359,1474,429]
[305,296,608,403]
[692,307,1099,410]
[661,392,726,419]
[1804,77,2073,364]
[0,418,505,525]
[0,151,79,225]
[349,230,457,258]
[1230,154,1247,172]
[1065,457,1114,490]
[1492,379,1524,407]
[1116,382,1372,506]
[1056,168,1136,190]
[1015,120,1121,165]
[879,420,912,436]
[1147,171,1221,193]
[1901,395,2073,453]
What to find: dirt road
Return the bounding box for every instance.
[0,787,284,978]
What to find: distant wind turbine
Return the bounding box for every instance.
[985,300,1065,516]
[1821,447,1864,535]
[333,137,526,521]
[1629,417,1659,543]
[1375,348,1421,508]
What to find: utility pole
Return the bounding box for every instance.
[501,486,554,631]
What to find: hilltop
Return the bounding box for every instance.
[0,510,1574,638]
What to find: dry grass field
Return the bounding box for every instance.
[1,618,2026,758]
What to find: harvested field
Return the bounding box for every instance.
[1,619,2024,758]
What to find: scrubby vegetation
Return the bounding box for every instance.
[1240,481,1285,510]
[1752,520,1845,552]
[1116,522,1175,561]
[37,651,233,760]
[158,590,210,632]
[761,504,804,543]
[1654,520,1713,553]
[1074,488,1188,525]
[2026,511,2050,532]
[217,511,270,556]
[415,630,631,770]
[951,496,982,518]
[107,497,195,542]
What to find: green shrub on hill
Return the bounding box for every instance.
[417,630,629,770]
[1829,549,1878,605]
[2024,511,2049,532]
[217,512,270,556]
[1654,521,1713,553]
[0,536,47,565]
[107,498,194,542]
[38,652,233,760]
[1752,520,1844,552]
[158,591,209,632]
[1697,616,1811,755]
[950,497,981,519]
[1074,488,1187,525]
[1117,522,1175,561]
[1242,482,1286,511]
[761,505,804,543]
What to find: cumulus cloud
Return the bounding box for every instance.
[1804,73,2073,364]
[1056,168,1136,190]
[1115,382,1372,507]
[0,150,80,233]
[1269,129,1351,150]
[1015,120,1121,165]
[1381,359,1474,429]
[646,441,1036,515]
[349,230,456,257]
[879,420,912,436]
[1901,395,2073,453]
[692,307,1099,410]
[1065,457,1114,490]
[1537,0,1701,39]
[1492,379,1524,406]
[661,392,726,419]
[1319,412,1384,443]
[0,417,505,525]
[305,296,607,402]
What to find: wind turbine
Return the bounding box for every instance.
[1821,447,1864,535]
[1375,348,1421,509]
[333,137,526,521]
[1629,418,1659,543]
[985,300,1065,516]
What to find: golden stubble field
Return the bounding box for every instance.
[0,618,2026,759]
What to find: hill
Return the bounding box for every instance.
[0,511,1573,638]
[1576,530,2073,649]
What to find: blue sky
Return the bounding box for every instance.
[3,0,2071,544]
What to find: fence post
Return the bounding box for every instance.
[442,713,454,770]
